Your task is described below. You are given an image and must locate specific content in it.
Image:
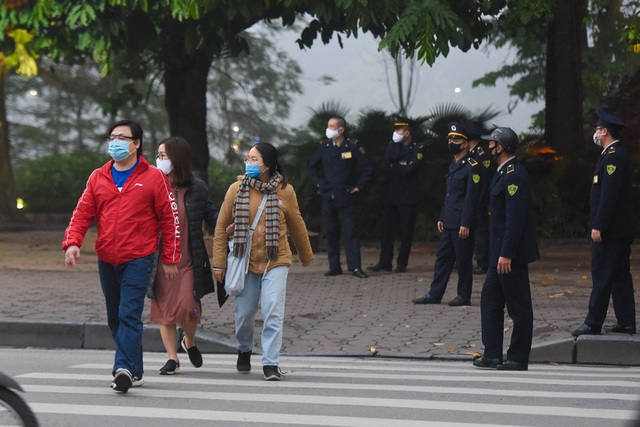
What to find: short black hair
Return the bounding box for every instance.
[253,142,288,189]
[108,119,144,157]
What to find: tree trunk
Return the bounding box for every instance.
[0,64,25,226]
[545,0,584,155]
[163,50,214,184]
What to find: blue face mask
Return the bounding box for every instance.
[245,163,264,179]
[108,140,133,161]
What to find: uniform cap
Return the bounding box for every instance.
[447,121,469,140]
[460,119,484,140]
[481,127,519,152]
[393,115,415,129]
[594,108,624,128]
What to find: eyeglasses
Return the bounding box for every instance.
[244,156,261,164]
[156,152,168,160]
[108,134,135,142]
[594,126,604,132]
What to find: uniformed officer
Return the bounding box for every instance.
[461,119,494,275]
[369,116,424,273]
[413,121,482,306]
[308,116,373,279]
[572,108,636,336]
[472,127,539,371]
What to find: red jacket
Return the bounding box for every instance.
[62,156,180,266]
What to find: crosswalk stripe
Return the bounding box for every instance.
[30,403,506,426]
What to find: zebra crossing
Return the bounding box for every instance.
[7,350,640,426]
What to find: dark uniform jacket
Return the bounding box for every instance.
[382,141,423,205]
[488,158,539,266]
[439,157,482,230]
[469,144,494,210]
[308,138,373,208]
[181,177,219,298]
[590,142,636,240]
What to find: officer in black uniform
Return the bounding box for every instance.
[461,119,494,275]
[369,116,424,273]
[572,108,636,336]
[473,127,539,371]
[308,116,373,279]
[413,122,482,306]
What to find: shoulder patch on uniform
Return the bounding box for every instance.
[478,147,485,155]
[468,157,478,166]
[607,164,616,175]
[608,147,616,154]
[483,160,491,168]
[473,174,480,184]
[359,146,366,155]
[507,164,515,174]
[507,184,518,196]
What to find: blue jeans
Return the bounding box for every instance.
[234,266,289,366]
[98,254,154,378]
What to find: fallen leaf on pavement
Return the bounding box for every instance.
[433,342,444,346]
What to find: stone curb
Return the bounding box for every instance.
[2,318,639,366]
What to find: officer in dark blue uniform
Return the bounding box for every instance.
[308,116,373,279]
[369,116,424,273]
[413,122,482,306]
[472,127,539,371]
[461,119,494,275]
[572,108,636,336]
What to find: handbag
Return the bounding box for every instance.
[224,194,268,296]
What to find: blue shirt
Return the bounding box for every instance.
[111,159,139,191]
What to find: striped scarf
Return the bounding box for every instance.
[232,172,282,260]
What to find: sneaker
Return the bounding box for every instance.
[181,336,203,368]
[263,365,282,381]
[132,376,144,387]
[237,350,252,373]
[159,359,180,375]
[111,368,133,393]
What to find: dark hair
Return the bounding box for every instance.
[605,125,623,140]
[253,142,288,189]
[331,116,347,130]
[159,136,192,186]
[108,119,144,157]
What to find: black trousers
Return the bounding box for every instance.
[585,238,636,328]
[480,264,533,364]
[377,204,417,268]
[322,200,361,272]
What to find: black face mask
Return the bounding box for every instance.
[490,145,502,162]
[448,142,464,155]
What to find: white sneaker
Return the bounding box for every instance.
[132,376,144,387]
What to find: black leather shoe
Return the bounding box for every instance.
[448,296,471,307]
[571,324,601,337]
[324,270,343,277]
[473,267,487,275]
[367,263,392,272]
[604,323,637,334]
[352,268,368,278]
[412,294,441,304]
[395,265,407,273]
[496,360,528,371]
[472,356,500,369]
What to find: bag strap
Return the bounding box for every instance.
[250,194,268,231]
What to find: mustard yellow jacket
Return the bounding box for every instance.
[213,177,313,273]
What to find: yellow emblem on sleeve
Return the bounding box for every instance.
[473,174,480,184]
[483,160,491,168]
[507,184,518,196]
[417,153,423,160]
[606,164,616,175]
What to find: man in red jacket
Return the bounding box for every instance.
[62,119,180,393]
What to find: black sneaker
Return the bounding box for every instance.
[263,365,282,381]
[159,359,180,375]
[181,336,203,368]
[111,368,133,393]
[237,350,252,373]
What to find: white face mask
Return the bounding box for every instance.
[592,131,601,147]
[326,128,340,140]
[392,131,405,143]
[156,158,173,175]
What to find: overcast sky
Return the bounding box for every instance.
[269,27,543,135]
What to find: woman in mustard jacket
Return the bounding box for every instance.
[213,142,313,381]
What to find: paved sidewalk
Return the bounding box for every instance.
[1,230,639,365]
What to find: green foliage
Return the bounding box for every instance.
[207,157,242,208]
[14,150,105,213]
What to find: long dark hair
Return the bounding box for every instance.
[160,136,192,186]
[108,119,144,157]
[253,142,288,189]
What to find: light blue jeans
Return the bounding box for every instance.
[235,266,289,366]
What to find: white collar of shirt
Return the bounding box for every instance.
[496,156,515,172]
[601,140,619,155]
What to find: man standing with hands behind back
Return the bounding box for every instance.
[308,116,373,279]
[62,119,180,393]
[572,108,636,337]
